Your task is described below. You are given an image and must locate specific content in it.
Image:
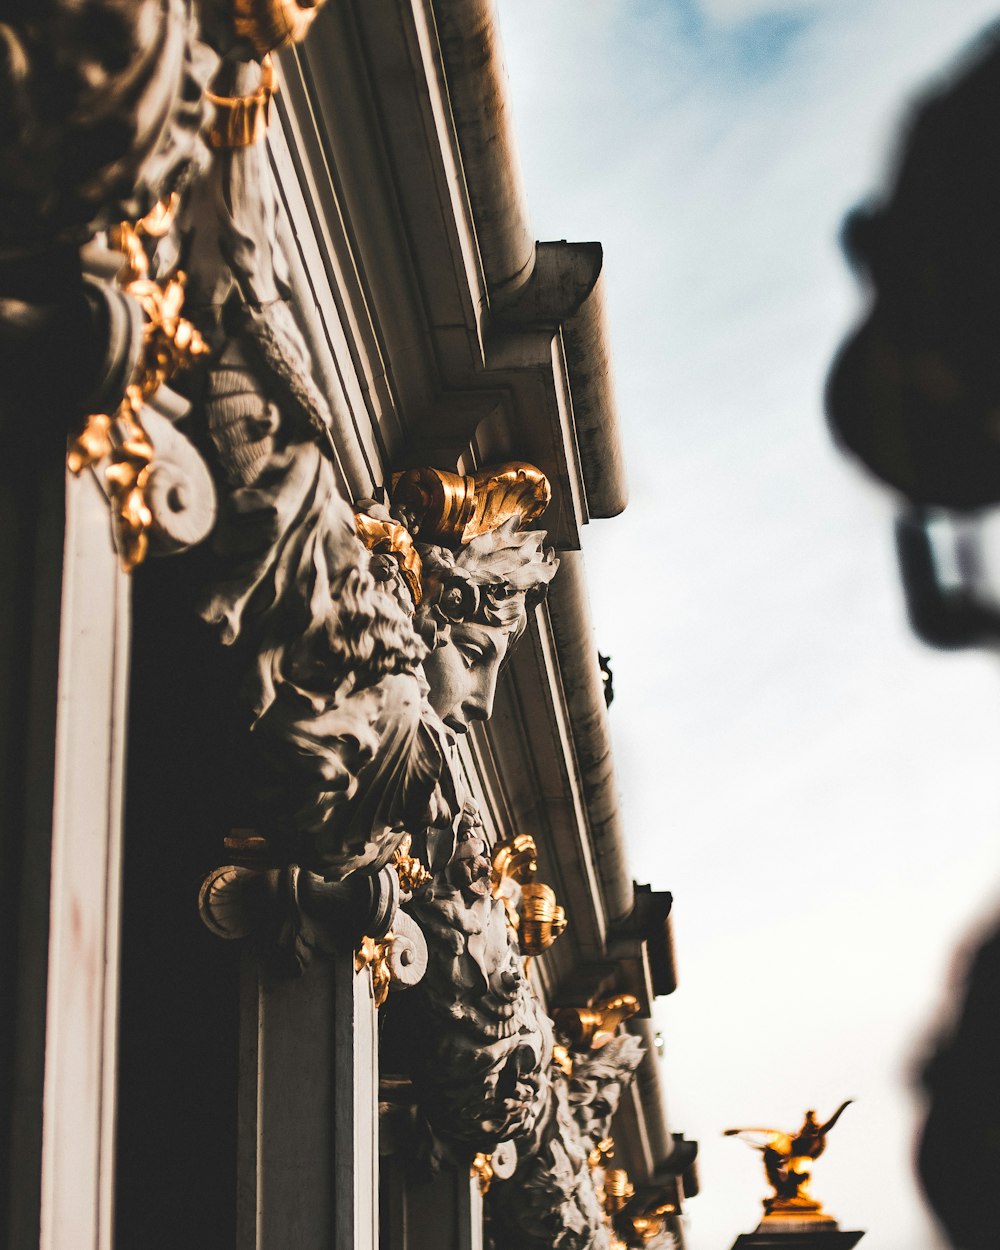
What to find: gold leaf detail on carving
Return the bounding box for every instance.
[471,1152,494,1195]
[355,933,394,1008]
[552,994,641,1053]
[206,56,278,148]
[392,833,431,894]
[391,461,551,547]
[70,203,208,571]
[490,833,567,956]
[233,0,328,57]
[354,512,424,605]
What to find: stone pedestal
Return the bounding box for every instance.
[731,1214,864,1249]
[732,1235,864,1249]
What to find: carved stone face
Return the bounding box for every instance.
[422,619,517,734]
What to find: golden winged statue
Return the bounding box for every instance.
[724,1100,853,1218]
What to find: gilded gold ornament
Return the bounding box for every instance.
[69,199,208,571]
[553,994,641,1052]
[206,56,277,148]
[551,1043,574,1077]
[355,933,395,1008]
[233,0,327,57]
[602,1168,634,1216]
[471,1152,494,1195]
[391,461,551,547]
[490,832,566,957]
[518,882,567,956]
[354,511,423,604]
[588,1137,615,1170]
[391,833,431,894]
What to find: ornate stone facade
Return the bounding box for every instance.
[0,4,694,1248]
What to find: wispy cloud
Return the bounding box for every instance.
[695,0,823,28]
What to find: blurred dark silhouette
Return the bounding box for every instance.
[918,917,1000,1250]
[828,22,1000,1250]
[828,24,1000,511]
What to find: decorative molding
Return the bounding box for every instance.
[0,10,669,1246]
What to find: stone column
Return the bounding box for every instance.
[3,459,131,1250]
[238,951,379,1250]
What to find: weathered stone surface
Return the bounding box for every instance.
[489,1035,646,1250]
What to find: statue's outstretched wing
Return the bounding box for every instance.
[723,1128,792,1155]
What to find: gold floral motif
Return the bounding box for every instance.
[391,833,431,894]
[206,56,277,148]
[355,933,395,1008]
[471,1152,494,1195]
[68,197,208,571]
[233,0,328,57]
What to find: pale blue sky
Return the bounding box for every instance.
[497,3,1000,1248]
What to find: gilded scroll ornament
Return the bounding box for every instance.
[354,511,424,605]
[233,0,328,57]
